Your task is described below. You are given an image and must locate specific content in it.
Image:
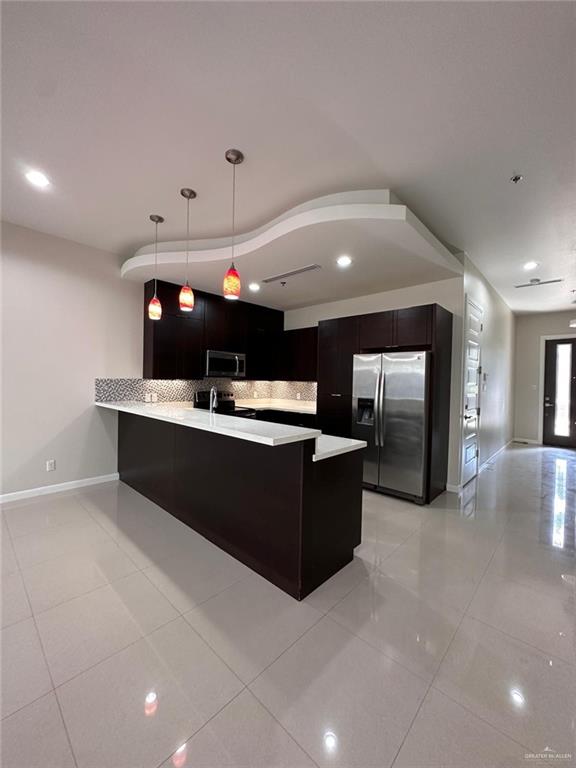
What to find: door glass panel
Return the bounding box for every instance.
[554,344,571,437]
[552,458,567,549]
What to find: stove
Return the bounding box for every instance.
[193,390,257,419]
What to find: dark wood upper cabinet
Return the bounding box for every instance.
[143,280,283,380]
[245,304,284,381]
[359,311,395,349]
[203,293,248,354]
[143,281,206,379]
[317,317,358,395]
[281,327,318,381]
[358,305,432,350]
[395,305,432,347]
[144,313,205,379]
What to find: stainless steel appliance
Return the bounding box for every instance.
[352,352,429,502]
[205,350,246,378]
[194,389,256,419]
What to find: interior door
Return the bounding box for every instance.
[543,339,576,448]
[461,298,483,486]
[351,354,381,486]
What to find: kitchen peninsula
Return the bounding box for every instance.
[97,401,366,599]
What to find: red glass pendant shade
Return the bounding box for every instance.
[179,282,194,311]
[223,263,241,300]
[148,295,162,320]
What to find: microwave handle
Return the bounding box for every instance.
[235,355,239,375]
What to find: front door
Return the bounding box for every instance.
[543,339,576,448]
[461,298,483,486]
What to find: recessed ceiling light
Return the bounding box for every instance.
[523,261,539,271]
[510,174,523,184]
[248,282,260,292]
[25,169,51,188]
[336,254,352,269]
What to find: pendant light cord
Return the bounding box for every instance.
[154,219,158,297]
[231,162,236,265]
[185,197,190,284]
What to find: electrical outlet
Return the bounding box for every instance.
[253,389,258,398]
[46,459,56,472]
[144,393,152,402]
[151,393,158,402]
[296,392,301,400]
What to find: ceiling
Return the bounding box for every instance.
[2,2,574,312]
[121,191,463,309]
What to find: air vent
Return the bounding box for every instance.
[262,264,321,284]
[514,278,564,289]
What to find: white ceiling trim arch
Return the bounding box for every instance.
[121,190,464,279]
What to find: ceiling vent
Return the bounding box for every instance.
[262,264,321,284]
[514,277,564,289]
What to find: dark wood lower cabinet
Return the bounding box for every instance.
[117,412,363,599]
[255,409,316,429]
[316,392,353,438]
[118,414,175,510]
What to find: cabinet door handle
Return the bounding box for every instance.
[330,393,342,397]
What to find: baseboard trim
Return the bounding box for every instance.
[478,440,513,474]
[0,473,119,504]
[512,437,540,445]
[446,483,462,493]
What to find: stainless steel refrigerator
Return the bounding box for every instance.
[352,352,430,502]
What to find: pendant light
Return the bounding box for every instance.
[179,188,197,311]
[148,214,164,320]
[223,148,244,300]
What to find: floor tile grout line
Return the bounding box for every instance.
[151,685,249,768]
[15,558,147,624]
[27,611,184,708]
[245,608,329,688]
[16,558,80,768]
[46,602,245,712]
[248,688,322,768]
[427,684,543,758]
[460,613,576,669]
[388,504,509,768]
[324,603,435,686]
[0,686,58,723]
[5,489,119,543]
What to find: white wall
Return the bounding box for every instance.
[284,277,465,488]
[1,223,142,495]
[284,277,464,330]
[514,310,576,442]
[463,257,515,465]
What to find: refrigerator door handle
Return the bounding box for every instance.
[374,374,380,447]
[378,371,385,447]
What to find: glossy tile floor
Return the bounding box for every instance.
[2,444,575,767]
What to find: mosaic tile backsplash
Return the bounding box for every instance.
[95,378,317,403]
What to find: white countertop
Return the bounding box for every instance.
[96,401,365,460]
[236,398,316,415]
[312,435,367,462]
[96,401,320,447]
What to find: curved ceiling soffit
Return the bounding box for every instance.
[120,190,463,278]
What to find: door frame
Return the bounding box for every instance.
[538,334,576,444]
[460,295,483,487]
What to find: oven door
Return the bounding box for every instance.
[206,350,246,378]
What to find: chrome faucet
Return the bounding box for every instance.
[209,387,218,414]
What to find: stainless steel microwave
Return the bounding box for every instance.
[205,350,246,378]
